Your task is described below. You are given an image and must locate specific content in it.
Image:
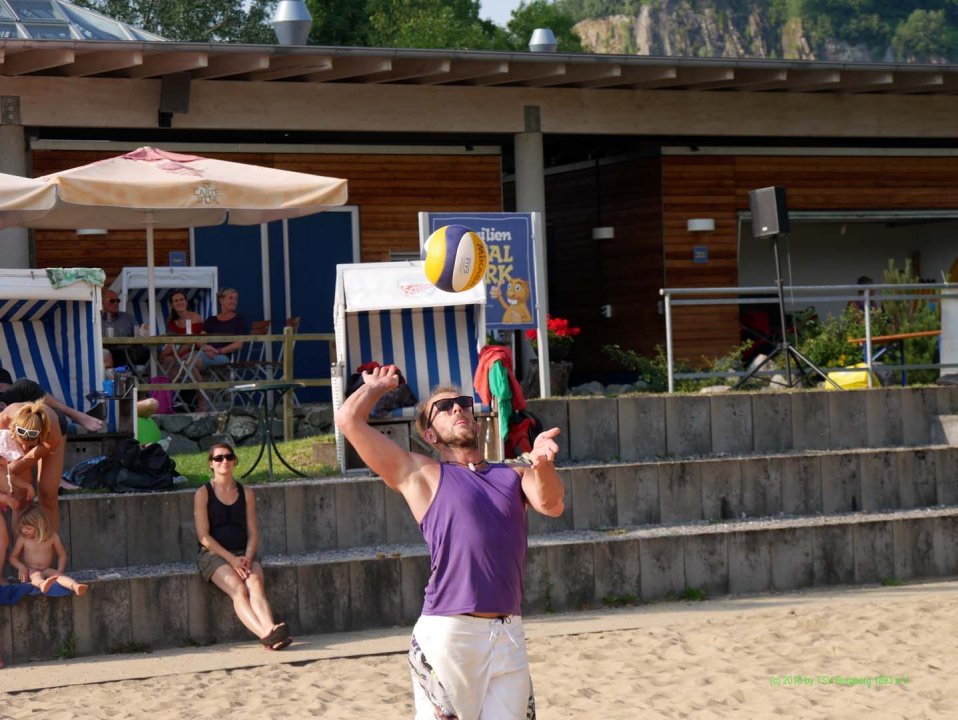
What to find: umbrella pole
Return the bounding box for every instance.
[146,216,158,378]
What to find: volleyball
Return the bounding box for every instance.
[422,224,488,293]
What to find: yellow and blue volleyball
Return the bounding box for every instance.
[422,224,488,293]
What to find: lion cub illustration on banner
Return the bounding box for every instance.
[490,277,533,324]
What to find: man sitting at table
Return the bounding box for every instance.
[102,289,149,367]
[195,287,250,370]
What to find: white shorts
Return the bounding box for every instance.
[409,614,536,720]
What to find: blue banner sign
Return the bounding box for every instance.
[425,213,537,331]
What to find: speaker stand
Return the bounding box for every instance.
[734,233,842,391]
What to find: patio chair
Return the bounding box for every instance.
[332,261,501,473]
[207,320,271,407]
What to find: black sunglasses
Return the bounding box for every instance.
[211,453,237,463]
[428,395,474,426]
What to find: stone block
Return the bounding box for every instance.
[614,464,660,527]
[527,472,574,536]
[0,606,11,666]
[349,557,403,630]
[569,398,619,461]
[617,395,666,461]
[709,394,753,456]
[935,448,958,506]
[547,543,596,612]
[58,500,72,571]
[780,455,822,516]
[263,564,300,635]
[335,479,386,548]
[770,527,814,591]
[285,482,337,556]
[728,531,772,595]
[791,391,831,450]
[820,453,861,514]
[864,388,903,447]
[250,484,287,556]
[11,592,74,663]
[131,574,191,650]
[897,450,937,509]
[683,533,728,597]
[901,388,937,446]
[936,386,958,414]
[527,400,569,464]
[522,545,550,614]
[186,572,213,644]
[828,390,868,450]
[853,521,895,583]
[177,491,198,562]
[859,451,898,512]
[385,486,423,544]
[69,494,128,570]
[126,492,181,566]
[73,578,132,656]
[740,457,783,518]
[752,393,792,453]
[296,561,350,635]
[594,538,640,606]
[665,396,711,458]
[812,524,855,586]
[658,462,703,524]
[932,515,958,577]
[893,519,936,581]
[639,536,685,601]
[701,459,744,521]
[400,554,431,624]
[571,466,617,530]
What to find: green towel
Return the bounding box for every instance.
[489,360,512,440]
[46,267,106,289]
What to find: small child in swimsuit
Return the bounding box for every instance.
[0,400,47,512]
[9,504,87,596]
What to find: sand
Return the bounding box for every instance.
[2,580,955,719]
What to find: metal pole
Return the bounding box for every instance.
[772,235,793,387]
[664,292,674,393]
[864,288,874,388]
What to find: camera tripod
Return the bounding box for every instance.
[733,234,841,390]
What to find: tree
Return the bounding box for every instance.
[364,0,499,49]
[304,0,372,46]
[73,0,277,43]
[892,9,952,60]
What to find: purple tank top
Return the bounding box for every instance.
[419,462,528,616]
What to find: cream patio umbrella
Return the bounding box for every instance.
[0,146,348,333]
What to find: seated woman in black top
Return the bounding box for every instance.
[193,442,291,650]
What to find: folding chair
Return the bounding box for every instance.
[208,320,270,407]
[332,261,500,473]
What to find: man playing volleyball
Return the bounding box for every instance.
[336,364,564,720]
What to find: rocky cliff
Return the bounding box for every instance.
[573,0,890,62]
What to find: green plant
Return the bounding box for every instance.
[680,587,706,601]
[880,577,904,587]
[602,342,753,393]
[601,593,639,607]
[527,315,581,361]
[57,633,77,660]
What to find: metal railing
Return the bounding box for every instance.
[659,282,955,393]
[104,327,336,437]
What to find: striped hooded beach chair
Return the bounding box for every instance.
[110,266,217,334]
[332,261,496,472]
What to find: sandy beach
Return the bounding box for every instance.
[2,580,955,719]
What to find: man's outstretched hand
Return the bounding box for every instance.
[528,427,560,469]
[362,364,401,392]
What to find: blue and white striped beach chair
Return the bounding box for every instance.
[0,269,99,414]
[110,266,217,334]
[332,261,497,472]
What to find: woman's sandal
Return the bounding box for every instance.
[260,622,291,650]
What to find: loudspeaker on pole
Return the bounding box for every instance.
[749,186,790,238]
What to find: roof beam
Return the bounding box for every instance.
[687,68,787,91]
[126,51,208,78]
[362,59,451,83]
[523,63,622,88]
[579,65,677,89]
[2,48,74,75]
[832,71,894,93]
[885,72,944,93]
[246,54,333,81]
[469,61,566,86]
[416,60,509,85]
[300,57,392,82]
[63,50,142,77]
[192,53,270,80]
[744,69,841,92]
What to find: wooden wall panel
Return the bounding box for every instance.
[31,150,502,283]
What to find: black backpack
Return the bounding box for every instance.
[97,438,177,493]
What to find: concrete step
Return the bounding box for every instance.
[932,414,958,445]
[5,506,958,665]
[53,445,958,571]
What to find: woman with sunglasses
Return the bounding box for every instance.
[193,442,291,651]
[0,400,50,570]
[0,399,62,534]
[336,364,565,720]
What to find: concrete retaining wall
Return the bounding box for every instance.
[4,508,957,664]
